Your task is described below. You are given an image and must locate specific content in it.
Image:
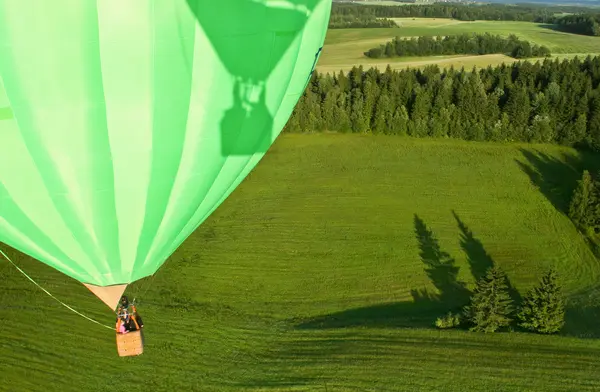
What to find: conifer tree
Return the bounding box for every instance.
[588,94,600,150]
[390,105,409,135]
[284,109,301,133]
[463,266,514,332]
[504,86,531,137]
[372,92,392,134]
[568,170,596,230]
[592,171,600,233]
[517,269,565,334]
[321,90,338,131]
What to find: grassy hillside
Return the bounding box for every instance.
[2,134,600,391]
[317,18,600,73]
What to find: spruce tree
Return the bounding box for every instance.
[390,105,409,136]
[463,266,514,332]
[504,86,531,138]
[588,94,600,151]
[321,90,338,132]
[592,171,600,233]
[568,170,595,230]
[517,269,565,334]
[372,92,392,134]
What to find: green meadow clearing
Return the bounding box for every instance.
[317,18,600,73]
[2,134,600,391]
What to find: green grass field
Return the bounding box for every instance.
[317,18,600,73]
[2,134,600,391]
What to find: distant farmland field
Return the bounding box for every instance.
[317,18,600,73]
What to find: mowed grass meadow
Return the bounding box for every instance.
[317,18,600,73]
[2,134,600,391]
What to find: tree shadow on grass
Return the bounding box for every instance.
[295,214,472,330]
[413,214,471,308]
[453,210,521,305]
[538,23,595,37]
[515,148,600,216]
[235,329,600,390]
[295,212,526,332]
[515,148,600,335]
[516,147,600,259]
[294,206,600,339]
[564,305,600,339]
[562,286,600,339]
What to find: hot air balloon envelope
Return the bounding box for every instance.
[0,0,331,307]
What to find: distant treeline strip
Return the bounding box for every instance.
[329,13,397,28]
[364,33,551,59]
[330,3,600,35]
[284,56,600,152]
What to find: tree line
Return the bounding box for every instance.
[549,13,600,36]
[437,266,565,334]
[328,11,397,28]
[329,2,596,24]
[364,33,551,59]
[284,56,600,152]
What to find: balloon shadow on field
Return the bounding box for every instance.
[184,0,325,157]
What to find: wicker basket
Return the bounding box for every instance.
[116,329,144,357]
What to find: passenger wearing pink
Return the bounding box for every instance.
[116,318,128,334]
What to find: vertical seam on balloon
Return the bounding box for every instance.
[127,0,158,282]
[0,70,93,283]
[129,0,159,281]
[92,2,122,282]
[131,0,158,282]
[130,2,194,279]
[142,5,199,273]
[143,27,227,276]
[0,43,106,284]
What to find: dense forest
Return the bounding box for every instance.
[364,33,551,59]
[329,2,595,23]
[285,56,600,151]
[549,13,600,36]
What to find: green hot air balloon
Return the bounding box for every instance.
[0,0,331,309]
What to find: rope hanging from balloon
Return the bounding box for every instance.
[0,248,113,330]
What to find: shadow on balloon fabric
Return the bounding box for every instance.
[184,0,324,156]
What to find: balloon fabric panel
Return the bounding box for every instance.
[0,0,331,286]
